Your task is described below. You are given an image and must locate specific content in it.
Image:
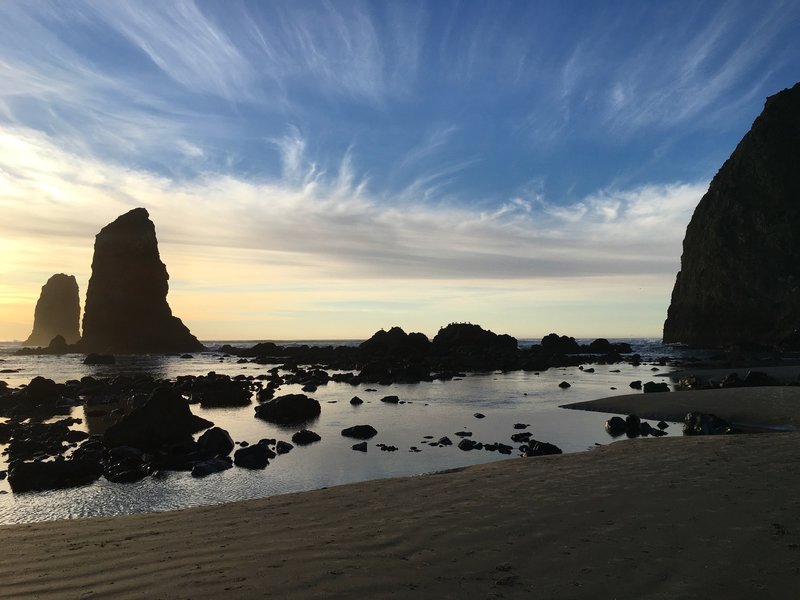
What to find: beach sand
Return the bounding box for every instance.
[563,385,800,429]
[2,390,800,599]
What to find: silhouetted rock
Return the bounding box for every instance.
[104,387,212,451]
[23,274,80,347]
[341,425,378,440]
[664,83,800,347]
[234,442,272,469]
[522,440,563,457]
[292,429,321,445]
[684,412,733,435]
[79,208,204,353]
[643,381,670,393]
[541,333,580,355]
[431,323,518,371]
[191,456,232,478]
[254,394,321,425]
[8,457,103,493]
[605,416,627,437]
[358,326,431,359]
[84,353,115,365]
[197,427,235,457]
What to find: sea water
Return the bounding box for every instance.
[0,339,685,524]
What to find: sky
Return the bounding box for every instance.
[1,1,799,342]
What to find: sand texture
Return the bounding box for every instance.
[564,385,800,429]
[2,429,800,599]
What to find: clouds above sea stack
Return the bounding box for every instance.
[0,1,798,340]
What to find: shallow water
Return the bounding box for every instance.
[0,339,681,524]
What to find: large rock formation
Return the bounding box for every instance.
[23,274,80,346]
[80,208,204,353]
[663,82,800,348]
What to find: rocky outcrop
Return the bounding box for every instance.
[23,274,80,347]
[79,208,203,353]
[664,83,800,348]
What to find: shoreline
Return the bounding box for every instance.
[1,429,799,598]
[562,385,800,430]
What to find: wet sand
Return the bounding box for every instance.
[2,424,800,598]
[562,385,800,429]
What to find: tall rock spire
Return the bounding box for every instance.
[79,207,204,353]
[663,82,800,347]
[23,274,80,346]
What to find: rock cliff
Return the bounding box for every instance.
[79,208,204,353]
[23,274,80,346]
[663,82,800,348]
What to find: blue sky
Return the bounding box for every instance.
[0,1,798,340]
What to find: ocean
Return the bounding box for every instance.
[0,338,684,524]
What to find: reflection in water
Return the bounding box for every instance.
[0,339,680,524]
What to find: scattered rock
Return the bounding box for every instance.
[643,381,670,393]
[191,456,233,478]
[558,381,571,389]
[197,427,235,457]
[233,443,272,469]
[380,395,400,404]
[292,429,321,445]
[523,440,563,457]
[254,394,321,425]
[341,425,378,440]
[350,396,364,405]
[684,412,733,435]
[352,442,368,452]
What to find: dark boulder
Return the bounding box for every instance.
[684,412,733,435]
[352,441,368,452]
[380,395,400,404]
[523,440,563,457]
[254,394,321,425]
[643,381,669,393]
[292,429,321,445]
[23,274,81,347]
[191,456,233,478]
[276,440,294,454]
[629,380,642,389]
[190,374,251,408]
[341,425,378,440]
[197,427,235,457]
[350,396,364,405]
[605,416,627,437]
[558,381,571,389]
[78,207,204,353]
[8,457,103,493]
[233,443,271,469]
[104,387,212,451]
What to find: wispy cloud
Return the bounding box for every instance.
[0,123,701,284]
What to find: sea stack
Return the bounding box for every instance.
[79,208,204,353]
[23,274,81,346]
[663,82,800,348]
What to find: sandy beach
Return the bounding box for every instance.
[2,389,800,600]
[564,385,800,430]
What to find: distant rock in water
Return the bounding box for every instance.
[663,82,800,348]
[79,208,204,353]
[23,274,80,346]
